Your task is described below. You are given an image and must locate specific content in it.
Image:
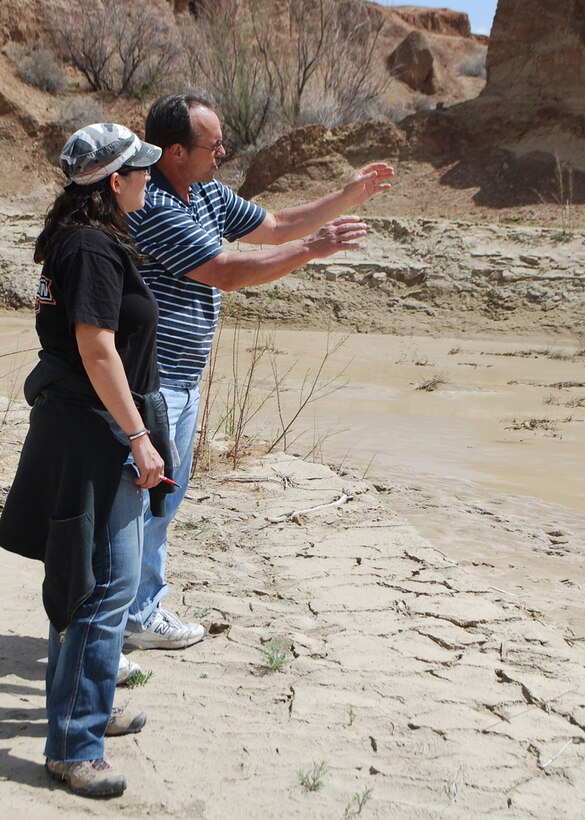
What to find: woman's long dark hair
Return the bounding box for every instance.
[34,176,142,265]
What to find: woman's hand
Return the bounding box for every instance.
[129,435,165,489]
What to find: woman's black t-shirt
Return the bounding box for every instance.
[35,226,159,398]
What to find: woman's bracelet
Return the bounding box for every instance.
[128,427,151,442]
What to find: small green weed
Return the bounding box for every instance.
[192,607,211,619]
[124,670,153,688]
[298,760,327,792]
[261,639,291,672]
[343,786,373,818]
[347,705,356,726]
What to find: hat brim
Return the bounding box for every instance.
[124,140,162,168]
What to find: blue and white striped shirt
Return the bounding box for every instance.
[128,168,265,386]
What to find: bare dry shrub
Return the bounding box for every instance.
[554,153,575,239]
[6,43,66,93]
[181,0,271,150]
[316,0,388,127]
[53,0,182,97]
[252,0,387,128]
[251,0,332,125]
[459,49,487,78]
[193,311,350,471]
[56,96,105,130]
[183,0,389,147]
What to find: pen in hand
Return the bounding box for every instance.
[159,475,181,488]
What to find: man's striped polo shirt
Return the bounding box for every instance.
[128,167,265,386]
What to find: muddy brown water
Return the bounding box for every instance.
[212,327,585,514]
[1,313,584,514]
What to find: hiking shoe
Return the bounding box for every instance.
[105,706,147,736]
[45,757,126,797]
[124,608,208,650]
[116,653,142,686]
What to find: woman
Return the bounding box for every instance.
[0,123,169,797]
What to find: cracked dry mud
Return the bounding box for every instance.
[2,444,585,818]
[1,208,585,816]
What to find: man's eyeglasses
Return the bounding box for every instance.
[194,140,225,154]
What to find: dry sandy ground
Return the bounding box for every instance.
[1,341,585,817]
[1,211,585,816]
[1,440,585,819]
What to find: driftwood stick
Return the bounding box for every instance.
[266,493,350,523]
[211,474,281,484]
[540,739,574,769]
[489,586,516,596]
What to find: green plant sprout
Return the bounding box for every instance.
[261,639,292,672]
[343,786,373,818]
[298,760,328,792]
[124,670,153,688]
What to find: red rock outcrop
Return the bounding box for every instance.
[392,6,471,38]
[486,0,585,108]
[450,0,585,169]
[239,120,407,200]
[386,30,438,94]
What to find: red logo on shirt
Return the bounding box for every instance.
[35,274,56,313]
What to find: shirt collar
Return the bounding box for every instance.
[149,166,195,202]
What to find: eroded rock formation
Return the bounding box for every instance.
[392,5,471,38]
[386,31,438,94]
[458,0,585,168]
[486,0,585,107]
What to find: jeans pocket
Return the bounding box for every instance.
[42,512,95,633]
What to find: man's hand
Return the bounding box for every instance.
[302,215,367,258]
[342,162,395,207]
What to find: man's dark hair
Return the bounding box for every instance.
[145,90,217,151]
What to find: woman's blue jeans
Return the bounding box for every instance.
[44,465,143,762]
[126,382,200,632]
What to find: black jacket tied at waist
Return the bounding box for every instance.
[0,351,174,632]
[23,351,175,516]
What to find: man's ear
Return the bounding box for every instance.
[167,143,185,161]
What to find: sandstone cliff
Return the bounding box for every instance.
[475,0,585,168]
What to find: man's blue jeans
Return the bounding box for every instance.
[44,465,143,761]
[126,382,200,632]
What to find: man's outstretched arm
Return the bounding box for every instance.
[185,216,366,292]
[241,162,394,246]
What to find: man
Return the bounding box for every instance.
[124,91,394,652]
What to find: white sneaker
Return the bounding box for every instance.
[116,653,141,686]
[124,608,208,650]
